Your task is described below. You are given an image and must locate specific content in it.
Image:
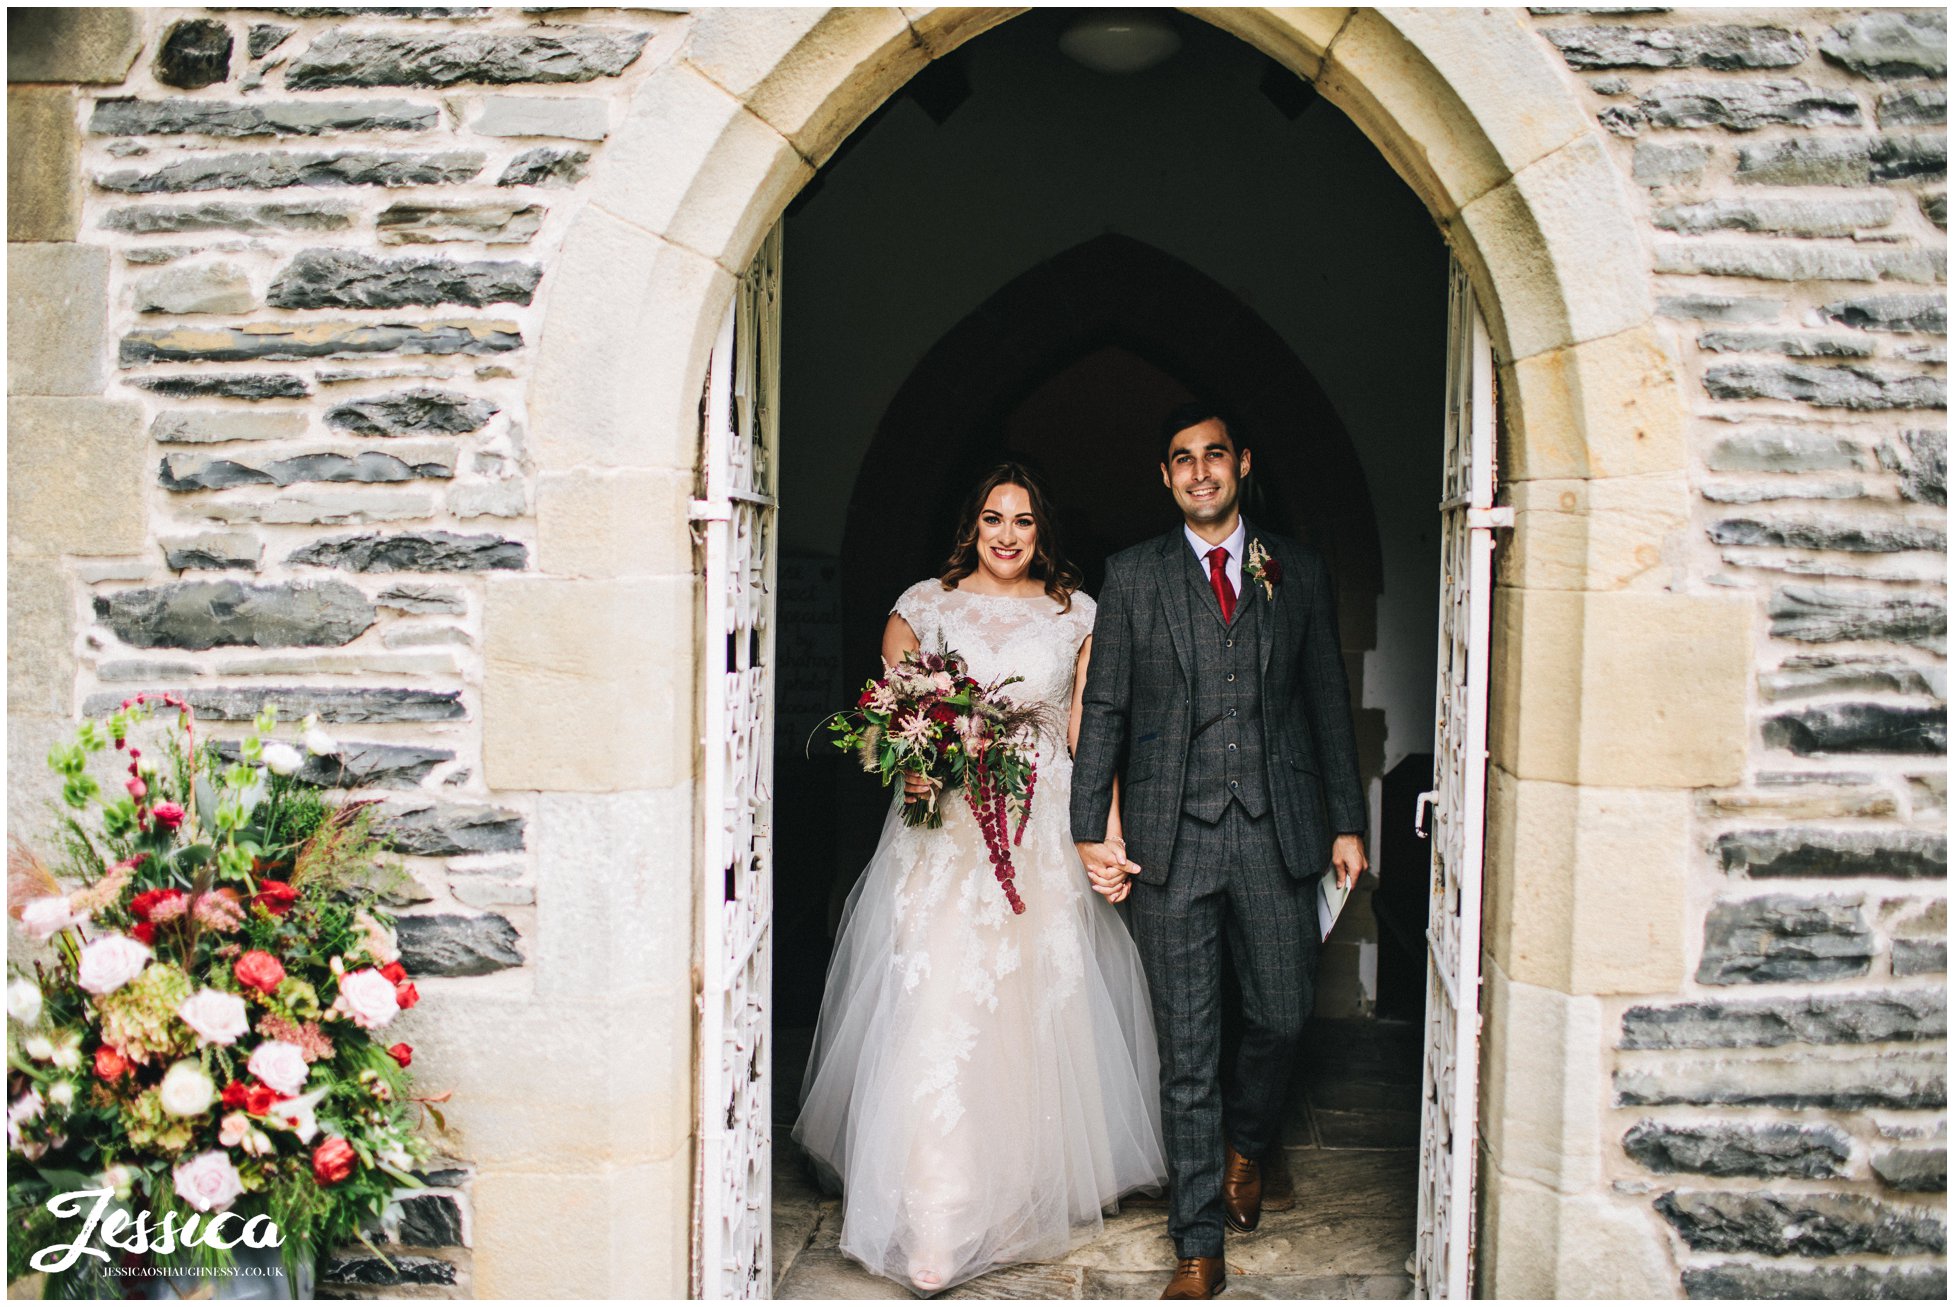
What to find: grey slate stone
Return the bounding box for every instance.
[472,95,608,140]
[1820,292,1946,334]
[1684,1262,1948,1299]
[1654,1190,1944,1257]
[1706,430,1867,473]
[496,146,590,187]
[248,23,296,61]
[133,262,257,315]
[157,19,234,90]
[95,579,376,650]
[1638,79,1860,131]
[160,450,455,492]
[326,388,497,436]
[390,1194,465,1248]
[287,27,650,89]
[83,685,464,723]
[1761,656,1943,700]
[1697,330,1873,358]
[379,802,524,859]
[375,583,464,615]
[268,249,541,309]
[131,373,308,400]
[162,532,262,572]
[216,739,453,789]
[1873,1147,1947,1194]
[150,410,309,444]
[1713,826,1947,877]
[1819,10,1947,80]
[1893,938,1947,976]
[193,489,440,527]
[90,98,437,138]
[286,531,527,572]
[1769,585,1946,647]
[97,150,484,194]
[1881,429,1947,505]
[1623,1121,1851,1179]
[1879,87,1947,128]
[1702,479,1866,505]
[1620,988,1947,1049]
[1763,703,1948,757]
[1655,241,1940,282]
[449,480,526,519]
[1926,192,1949,228]
[1615,1050,1945,1109]
[1696,895,1872,985]
[1657,295,1783,324]
[1708,517,1946,552]
[376,201,544,245]
[318,1253,457,1288]
[1703,362,1945,409]
[1542,25,1806,70]
[1654,195,1895,237]
[101,201,354,234]
[1633,140,1711,185]
[1736,134,1947,186]
[121,319,521,365]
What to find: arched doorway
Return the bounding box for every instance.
[522,6,1709,1299]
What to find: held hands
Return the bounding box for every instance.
[1330,833,1369,892]
[1076,839,1138,904]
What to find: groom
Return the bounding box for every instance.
[1072,402,1368,1300]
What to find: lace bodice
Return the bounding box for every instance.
[891,580,1096,753]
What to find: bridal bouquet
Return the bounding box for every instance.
[6,694,439,1295]
[828,647,1049,914]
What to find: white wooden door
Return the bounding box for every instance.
[1413,254,1506,1299]
[692,225,781,1300]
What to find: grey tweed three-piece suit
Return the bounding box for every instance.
[1071,521,1366,1260]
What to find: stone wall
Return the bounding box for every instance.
[1520,5,1948,1298]
[5,5,1946,1301]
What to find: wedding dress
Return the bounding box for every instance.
[794,580,1167,1294]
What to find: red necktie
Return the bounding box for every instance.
[1207,546,1236,624]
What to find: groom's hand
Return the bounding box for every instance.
[1076,840,1138,900]
[1330,834,1369,891]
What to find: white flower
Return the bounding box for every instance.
[377,1140,415,1171]
[260,743,304,776]
[21,897,88,941]
[333,968,400,1030]
[47,1082,75,1110]
[273,1088,326,1144]
[7,978,42,1026]
[76,935,151,996]
[100,1163,137,1199]
[172,1150,243,1213]
[159,1060,216,1118]
[22,1034,54,1062]
[246,1040,309,1096]
[49,1032,81,1071]
[242,1128,274,1158]
[177,989,250,1046]
[302,726,339,757]
[7,1089,44,1152]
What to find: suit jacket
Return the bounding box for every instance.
[1070,520,1367,884]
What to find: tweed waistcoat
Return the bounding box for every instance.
[1180,557,1271,821]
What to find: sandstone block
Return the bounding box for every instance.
[1502,322,1686,480]
[471,95,608,140]
[7,397,147,556]
[9,87,79,242]
[9,243,109,396]
[7,8,144,83]
[537,469,692,578]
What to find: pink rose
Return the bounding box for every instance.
[172,1150,244,1213]
[177,989,249,1046]
[21,897,89,941]
[151,802,186,832]
[246,1041,309,1096]
[76,935,151,995]
[333,968,401,1030]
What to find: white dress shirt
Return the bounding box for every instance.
[1185,519,1246,598]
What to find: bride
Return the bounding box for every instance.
[795,462,1167,1294]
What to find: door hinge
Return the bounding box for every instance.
[690,498,732,523]
[1467,506,1515,530]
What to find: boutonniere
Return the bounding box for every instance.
[1244,538,1282,600]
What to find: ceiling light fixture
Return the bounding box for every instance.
[1058,10,1183,75]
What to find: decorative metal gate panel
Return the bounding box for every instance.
[692,225,781,1300]
[1413,255,1507,1299]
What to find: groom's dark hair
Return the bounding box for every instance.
[1159,400,1247,464]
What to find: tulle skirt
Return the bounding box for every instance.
[794,762,1167,1293]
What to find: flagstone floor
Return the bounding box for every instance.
[773,1018,1423,1300]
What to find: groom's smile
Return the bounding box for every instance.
[1161,418,1251,537]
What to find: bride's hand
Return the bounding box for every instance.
[900,770,933,801]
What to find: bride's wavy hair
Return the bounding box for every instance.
[938,461,1084,613]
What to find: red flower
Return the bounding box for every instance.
[244,1082,283,1117]
[151,802,186,832]
[394,981,420,1011]
[221,1081,249,1110]
[131,922,157,945]
[928,703,958,724]
[379,962,408,985]
[386,1043,413,1068]
[129,888,185,923]
[126,777,147,801]
[1263,558,1285,585]
[312,1137,357,1186]
[94,1045,133,1083]
[234,950,286,995]
[253,881,298,917]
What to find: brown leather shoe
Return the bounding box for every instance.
[1222,1143,1262,1233]
[1161,1256,1226,1299]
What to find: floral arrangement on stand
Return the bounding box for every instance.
[827,647,1050,914]
[6,695,444,1296]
